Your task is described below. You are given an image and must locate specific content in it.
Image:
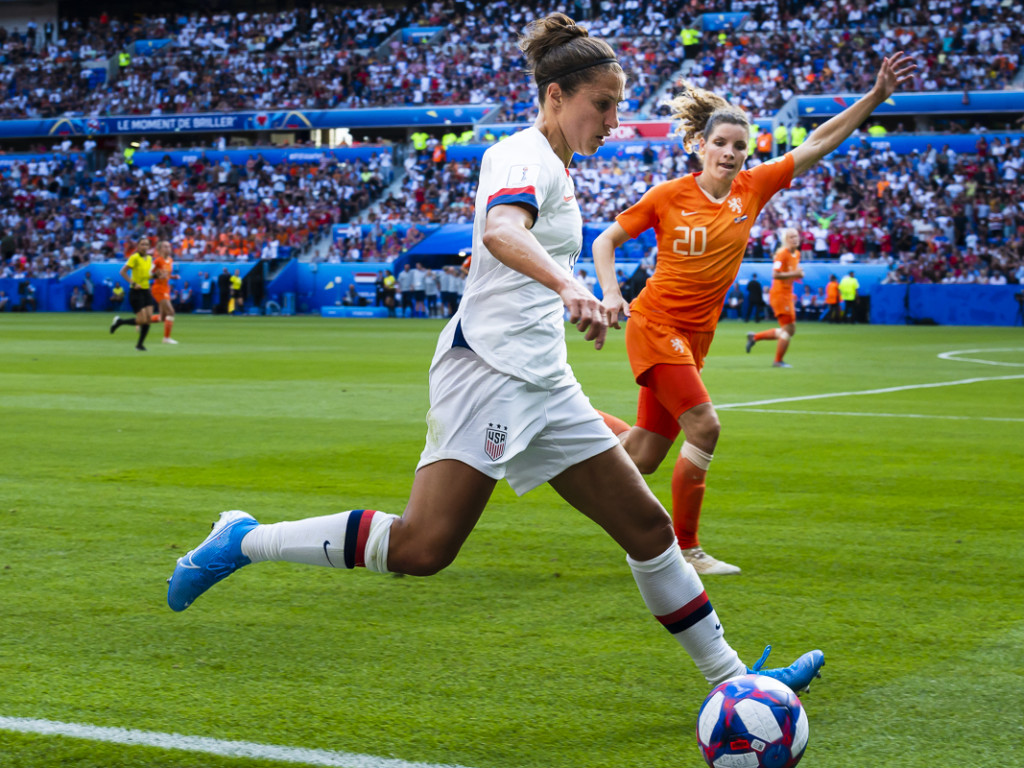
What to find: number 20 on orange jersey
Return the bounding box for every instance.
[672,225,707,255]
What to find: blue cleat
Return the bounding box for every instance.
[747,645,824,693]
[167,510,258,612]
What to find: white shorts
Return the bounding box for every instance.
[417,347,620,495]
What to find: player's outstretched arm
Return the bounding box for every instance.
[791,51,916,177]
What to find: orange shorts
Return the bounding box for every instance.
[626,312,714,442]
[625,311,715,384]
[635,365,712,441]
[151,286,171,303]
[770,294,795,326]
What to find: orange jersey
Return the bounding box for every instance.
[152,255,173,288]
[826,281,840,303]
[151,255,173,301]
[769,246,800,299]
[619,154,794,332]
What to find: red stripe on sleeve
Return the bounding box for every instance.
[487,185,536,205]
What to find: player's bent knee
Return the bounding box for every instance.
[390,548,455,577]
[633,455,662,475]
[689,418,720,449]
[625,441,669,475]
[628,513,677,561]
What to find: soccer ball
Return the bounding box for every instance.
[696,674,809,768]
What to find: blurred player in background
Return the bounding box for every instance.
[109,237,156,351]
[746,227,803,367]
[592,51,916,574]
[151,240,179,345]
[167,12,824,695]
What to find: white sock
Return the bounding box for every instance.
[241,510,397,572]
[628,543,745,684]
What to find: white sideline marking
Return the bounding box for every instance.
[0,717,475,768]
[728,408,1024,424]
[717,374,1024,410]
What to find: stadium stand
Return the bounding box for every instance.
[1,2,1017,123]
[0,146,393,277]
[0,0,1021,309]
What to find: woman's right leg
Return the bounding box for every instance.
[242,459,496,576]
[167,460,497,611]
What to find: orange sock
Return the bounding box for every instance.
[775,336,790,363]
[596,410,631,436]
[164,319,173,339]
[753,329,777,342]
[671,456,707,549]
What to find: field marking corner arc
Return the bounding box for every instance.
[937,348,1024,368]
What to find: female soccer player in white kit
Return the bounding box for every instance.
[167,13,823,692]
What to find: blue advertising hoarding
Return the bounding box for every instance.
[20,260,1023,325]
[0,104,499,140]
[401,27,443,43]
[700,13,749,31]
[796,91,1024,118]
[128,146,390,168]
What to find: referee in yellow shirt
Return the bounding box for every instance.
[110,237,157,350]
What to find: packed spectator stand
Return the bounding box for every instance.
[2,1,1018,120]
[1,0,1022,291]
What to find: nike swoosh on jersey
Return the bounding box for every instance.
[679,210,699,216]
[563,194,575,202]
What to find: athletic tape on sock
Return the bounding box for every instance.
[680,441,713,471]
[363,512,396,573]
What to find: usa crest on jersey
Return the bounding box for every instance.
[484,423,508,461]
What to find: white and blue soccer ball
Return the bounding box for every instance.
[696,674,809,768]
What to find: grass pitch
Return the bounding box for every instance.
[0,313,1022,768]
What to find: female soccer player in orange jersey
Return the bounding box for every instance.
[746,227,803,367]
[150,240,180,344]
[592,51,915,575]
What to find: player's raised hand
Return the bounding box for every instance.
[875,51,916,100]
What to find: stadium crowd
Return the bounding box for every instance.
[655,16,1021,120]
[0,0,1019,123]
[1,0,1023,287]
[0,146,391,278]
[369,131,1024,285]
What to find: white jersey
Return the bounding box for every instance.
[432,127,583,389]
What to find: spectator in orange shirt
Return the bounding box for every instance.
[591,51,915,575]
[745,227,803,367]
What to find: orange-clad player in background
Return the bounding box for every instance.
[151,240,179,344]
[592,52,915,574]
[746,227,803,367]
